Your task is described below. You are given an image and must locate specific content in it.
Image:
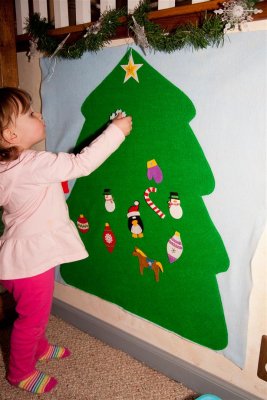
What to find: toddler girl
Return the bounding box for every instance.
[0,87,132,394]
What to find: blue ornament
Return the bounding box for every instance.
[197,395,222,400]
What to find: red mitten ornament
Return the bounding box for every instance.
[77,214,89,233]
[103,223,116,253]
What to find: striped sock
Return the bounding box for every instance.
[17,370,57,393]
[39,345,71,361]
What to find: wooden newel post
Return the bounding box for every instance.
[0,0,18,323]
[0,0,19,87]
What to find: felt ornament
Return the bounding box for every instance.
[103,188,115,212]
[121,52,143,83]
[132,247,163,282]
[147,159,163,184]
[144,187,165,219]
[167,231,183,263]
[61,181,69,194]
[77,214,89,233]
[103,223,116,252]
[168,192,183,219]
[127,201,144,238]
[110,109,126,120]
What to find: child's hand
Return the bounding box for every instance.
[112,113,132,137]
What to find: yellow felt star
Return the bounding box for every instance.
[121,53,143,83]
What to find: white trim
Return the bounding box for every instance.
[127,212,140,218]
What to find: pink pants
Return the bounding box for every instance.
[0,268,55,384]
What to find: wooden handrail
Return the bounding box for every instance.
[148,0,221,19]
[148,0,267,26]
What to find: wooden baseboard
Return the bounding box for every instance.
[52,298,264,400]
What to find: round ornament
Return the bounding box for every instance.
[77,214,89,233]
[167,231,183,263]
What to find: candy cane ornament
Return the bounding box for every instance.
[144,187,165,219]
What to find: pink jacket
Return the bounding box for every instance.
[0,124,125,279]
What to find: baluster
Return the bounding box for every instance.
[100,0,116,13]
[33,0,48,18]
[15,0,29,34]
[75,0,91,24]
[158,0,175,10]
[53,0,69,28]
[127,0,139,14]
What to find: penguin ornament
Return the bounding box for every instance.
[127,201,144,238]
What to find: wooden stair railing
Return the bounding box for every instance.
[16,1,267,53]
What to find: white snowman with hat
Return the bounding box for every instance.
[168,192,183,219]
[103,189,115,212]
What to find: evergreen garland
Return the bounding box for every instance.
[26,8,126,59]
[25,0,258,58]
[131,1,225,52]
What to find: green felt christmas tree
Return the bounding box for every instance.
[61,49,229,350]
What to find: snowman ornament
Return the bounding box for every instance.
[168,192,183,219]
[103,189,115,213]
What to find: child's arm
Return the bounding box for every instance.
[112,113,132,136]
[29,116,132,184]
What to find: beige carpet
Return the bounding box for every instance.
[0,315,198,400]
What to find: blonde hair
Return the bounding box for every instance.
[0,87,32,162]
